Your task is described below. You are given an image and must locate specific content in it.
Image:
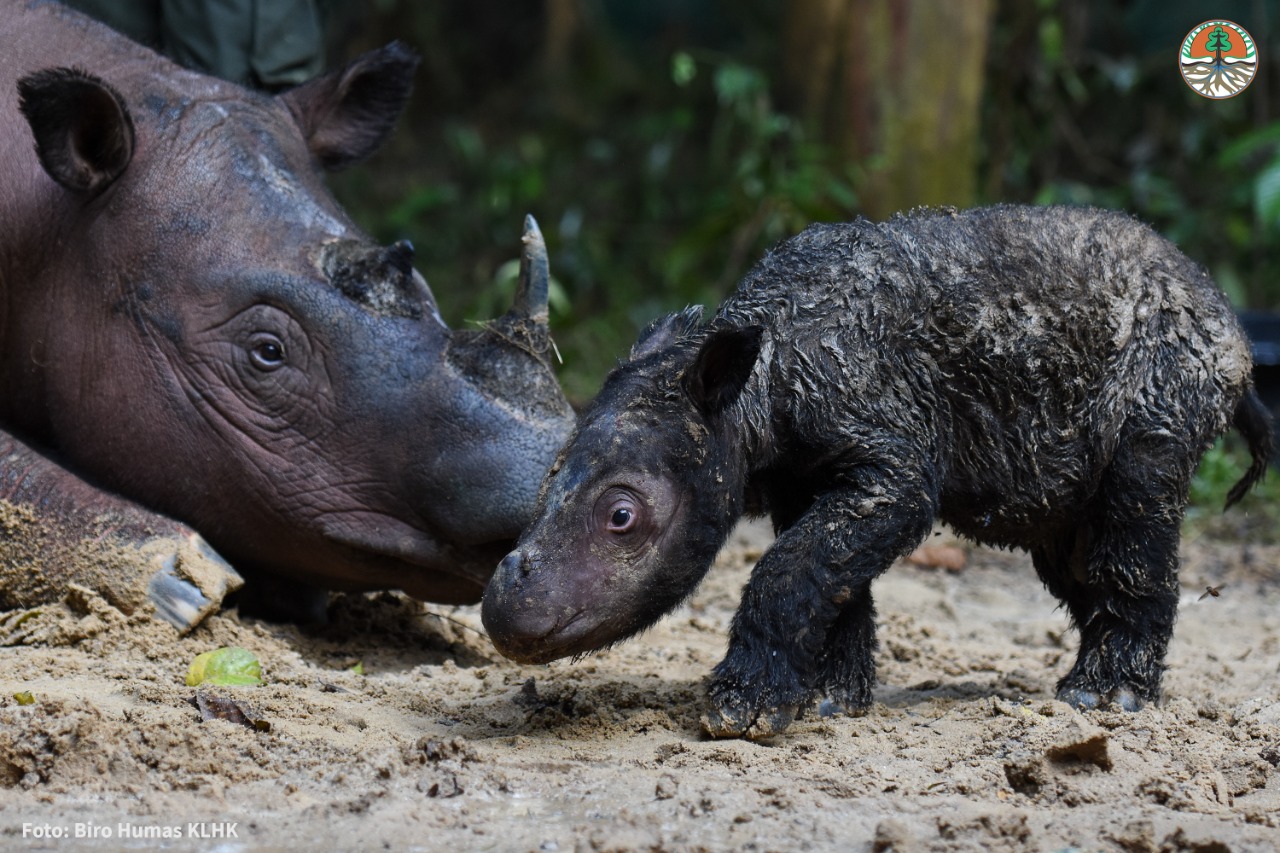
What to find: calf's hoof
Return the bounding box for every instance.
[1057,685,1143,713]
[818,697,871,718]
[144,533,242,633]
[701,692,803,740]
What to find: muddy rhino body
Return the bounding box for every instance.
[484,205,1270,738]
[0,0,573,630]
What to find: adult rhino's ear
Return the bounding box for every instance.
[281,41,418,172]
[18,68,135,194]
[684,325,763,419]
[629,306,704,362]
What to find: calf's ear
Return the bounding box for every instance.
[684,326,763,419]
[18,68,135,194]
[630,306,704,361]
[281,41,418,171]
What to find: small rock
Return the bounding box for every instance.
[655,774,678,800]
[872,818,918,852]
[1158,827,1231,853]
[1108,818,1155,853]
[1004,754,1048,795]
[1045,716,1112,770]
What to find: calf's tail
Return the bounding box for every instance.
[1225,387,1274,509]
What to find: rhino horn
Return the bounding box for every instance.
[384,239,415,276]
[511,214,550,325]
[320,238,421,319]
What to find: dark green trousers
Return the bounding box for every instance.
[64,0,325,89]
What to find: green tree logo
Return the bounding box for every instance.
[1205,26,1232,57]
[1180,20,1257,99]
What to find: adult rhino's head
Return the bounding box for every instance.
[13,45,573,603]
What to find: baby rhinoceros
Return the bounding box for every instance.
[482,205,1272,739]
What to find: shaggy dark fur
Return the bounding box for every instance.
[482,205,1271,739]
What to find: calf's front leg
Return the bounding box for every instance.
[703,462,937,739]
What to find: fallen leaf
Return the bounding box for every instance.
[907,544,967,572]
[186,647,263,687]
[188,690,271,732]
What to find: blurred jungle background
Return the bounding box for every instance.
[329,0,1280,533]
[314,0,1280,397]
[69,0,1280,527]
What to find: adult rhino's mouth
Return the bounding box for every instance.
[315,511,513,604]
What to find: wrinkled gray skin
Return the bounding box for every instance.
[484,205,1271,739]
[0,0,573,631]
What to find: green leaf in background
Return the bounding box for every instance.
[671,51,696,87]
[1255,158,1280,231]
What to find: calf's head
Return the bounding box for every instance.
[15,46,573,602]
[482,311,763,660]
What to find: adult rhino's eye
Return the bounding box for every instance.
[248,335,286,371]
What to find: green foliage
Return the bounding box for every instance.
[671,51,697,87]
[336,49,855,401]
[1185,438,1280,542]
[329,1,1277,449]
[983,5,1280,311]
[1224,124,1280,234]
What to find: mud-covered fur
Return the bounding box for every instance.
[482,205,1271,739]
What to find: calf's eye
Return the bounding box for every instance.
[605,500,638,534]
[593,487,645,538]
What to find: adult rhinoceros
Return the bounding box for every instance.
[0,0,573,632]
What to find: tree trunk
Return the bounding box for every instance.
[543,0,580,85]
[784,0,994,220]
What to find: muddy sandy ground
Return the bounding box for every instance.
[1,520,1278,852]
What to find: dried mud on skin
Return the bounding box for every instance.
[0,499,231,640]
[1,521,1278,852]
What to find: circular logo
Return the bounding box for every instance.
[1179,20,1258,98]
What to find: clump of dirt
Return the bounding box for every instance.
[1,521,1277,851]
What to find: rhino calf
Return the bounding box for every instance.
[482,205,1272,739]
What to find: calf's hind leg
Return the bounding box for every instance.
[1042,431,1191,711]
[816,588,878,716]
